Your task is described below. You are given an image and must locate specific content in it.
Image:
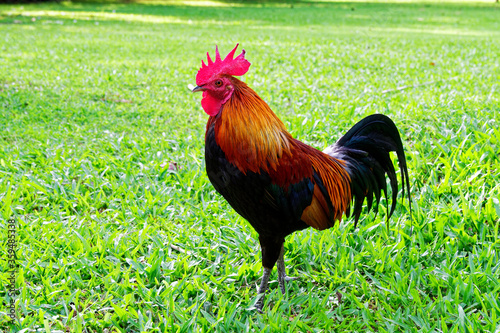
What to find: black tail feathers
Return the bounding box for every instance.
[324,114,411,226]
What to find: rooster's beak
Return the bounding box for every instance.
[192,85,206,93]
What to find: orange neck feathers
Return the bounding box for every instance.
[211,78,293,174]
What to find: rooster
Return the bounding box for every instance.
[192,44,411,310]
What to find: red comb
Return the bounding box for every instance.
[196,44,251,86]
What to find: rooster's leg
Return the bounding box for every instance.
[276,244,298,294]
[256,236,284,311]
[256,267,271,311]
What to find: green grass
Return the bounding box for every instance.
[1,0,499,331]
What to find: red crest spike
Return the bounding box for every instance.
[224,43,238,62]
[196,44,251,86]
[215,45,222,62]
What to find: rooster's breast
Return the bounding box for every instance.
[204,121,308,238]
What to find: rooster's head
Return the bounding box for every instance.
[192,44,251,116]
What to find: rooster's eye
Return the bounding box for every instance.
[214,80,223,87]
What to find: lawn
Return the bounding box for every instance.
[0,0,499,331]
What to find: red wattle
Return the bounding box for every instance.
[201,91,223,116]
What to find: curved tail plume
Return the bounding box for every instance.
[324,114,411,226]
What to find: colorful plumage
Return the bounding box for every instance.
[193,44,411,310]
